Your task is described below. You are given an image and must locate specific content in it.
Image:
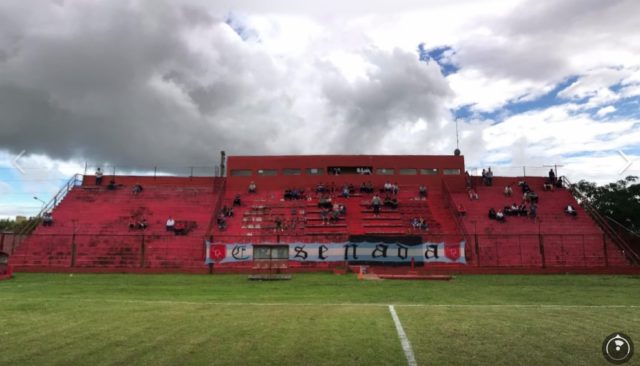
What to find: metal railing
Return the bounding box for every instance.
[563,176,639,265]
[4,232,621,269]
[16,174,83,236]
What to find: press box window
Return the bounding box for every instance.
[257,169,278,176]
[230,169,252,177]
[443,169,461,175]
[306,168,324,176]
[376,168,395,175]
[283,169,301,176]
[399,169,417,175]
[420,169,438,175]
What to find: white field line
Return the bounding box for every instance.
[4,298,640,308]
[389,305,418,366]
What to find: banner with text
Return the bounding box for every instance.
[205,241,466,265]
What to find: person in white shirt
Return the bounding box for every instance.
[166,217,175,231]
[565,204,577,216]
[95,168,103,185]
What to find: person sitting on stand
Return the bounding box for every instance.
[488,208,497,220]
[137,217,148,230]
[166,216,175,231]
[107,180,117,190]
[233,194,241,206]
[248,181,257,194]
[341,185,350,198]
[132,183,143,195]
[504,185,513,197]
[518,203,528,216]
[419,185,428,199]
[320,207,329,225]
[419,216,428,231]
[496,210,506,222]
[42,212,53,227]
[565,204,577,216]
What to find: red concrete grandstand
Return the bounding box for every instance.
[3,155,637,274]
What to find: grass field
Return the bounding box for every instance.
[1,273,639,365]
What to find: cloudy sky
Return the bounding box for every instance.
[1,0,639,217]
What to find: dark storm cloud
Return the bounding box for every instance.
[322,49,453,152]
[0,1,455,168]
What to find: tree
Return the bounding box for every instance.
[571,176,640,233]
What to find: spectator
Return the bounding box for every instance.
[320,207,329,225]
[468,188,479,200]
[107,180,117,190]
[217,212,226,230]
[330,209,340,224]
[419,185,428,199]
[524,191,539,203]
[95,168,103,185]
[565,204,577,216]
[338,204,347,216]
[315,182,325,194]
[418,217,428,231]
[411,217,420,229]
[529,203,538,220]
[174,221,186,235]
[341,185,350,198]
[248,181,257,194]
[488,208,497,220]
[233,194,242,206]
[384,195,398,209]
[518,203,528,216]
[275,216,284,232]
[520,181,531,193]
[504,185,513,197]
[371,194,382,216]
[548,169,556,184]
[166,217,175,231]
[318,195,332,209]
[130,217,148,230]
[42,212,53,227]
[485,167,493,186]
[496,210,505,222]
[222,205,233,217]
[391,182,399,195]
[132,183,143,195]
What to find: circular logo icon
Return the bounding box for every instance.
[602,333,634,364]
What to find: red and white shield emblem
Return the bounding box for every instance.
[444,245,460,262]
[211,244,226,262]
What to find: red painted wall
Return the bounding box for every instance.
[226,155,466,192]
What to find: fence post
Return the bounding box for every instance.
[474,233,480,266]
[11,234,17,255]
[140,234,146,268]
[602,234,609,267]
[70,233,77,267]
[539,233,546,268]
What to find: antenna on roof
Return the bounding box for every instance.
[454,119,461,156]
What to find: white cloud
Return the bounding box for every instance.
[596,105,616,117]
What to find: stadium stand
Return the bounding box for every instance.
[6,155,637,274]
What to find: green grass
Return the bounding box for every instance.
[1,273,639,365]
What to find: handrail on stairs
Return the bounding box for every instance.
[562,176,639,265]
